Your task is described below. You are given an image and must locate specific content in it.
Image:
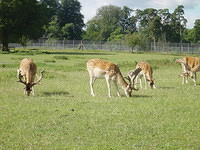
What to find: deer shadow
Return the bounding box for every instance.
[133,94,152,98]
[158,86,175,89]
[41,91,74,97]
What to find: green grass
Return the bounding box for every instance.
[0,49,200,149]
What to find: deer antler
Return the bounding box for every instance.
[131,68,142,83]
[31,70,45,86]
[124,76,131,83]
[125,68,142,91]
[17,70,26,85]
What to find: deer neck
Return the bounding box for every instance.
[117,72,128,89]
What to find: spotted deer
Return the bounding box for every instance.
[176,56,200,85]
[86,59,141,97]
[17,58,44,96]
[130,61,156,89]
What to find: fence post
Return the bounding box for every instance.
[63,39,65,49]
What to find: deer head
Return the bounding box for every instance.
[17,70,44,96]
[125,67,142,92]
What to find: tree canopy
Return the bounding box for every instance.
[0,0,49,51]
[44,0,84,40]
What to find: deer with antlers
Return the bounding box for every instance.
[128,61,156,89]
[176,56,200,85]
[17,58,44,96]
[86,59,141,97]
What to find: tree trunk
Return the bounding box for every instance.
[153,37,156,52]
[2,41,9,51]
[1,30,9,51]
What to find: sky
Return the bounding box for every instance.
[79,0,200,28]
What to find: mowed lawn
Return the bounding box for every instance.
[0,49,200,150]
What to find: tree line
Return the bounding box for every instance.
[0,0,200,51]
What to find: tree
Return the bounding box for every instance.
[135,8,162,44]
[183,28,195,43]
[170,5,187,43]
[44,16,61,39]
[119,6,137,33]
[84,5,122,41]
[136,8,158,30]
[58,0,84,40]
[108,27,125,41]
[194,19,200,43]
[83,19,102,41]
[148,16,162,48]
[125,32,146,52]
[0,0,49,51]
[40,0,60,18]
[158,8,171,42]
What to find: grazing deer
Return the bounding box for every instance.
[86,59,141,97]
[17,58,44,96]
[132,61,156,89]
[176,56,200,85]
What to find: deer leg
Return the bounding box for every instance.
[134,75,139,89]
[114,81,120,97]
[89,76,96,96]
[24,89,26,95]
[105,75,111,98]
[191,72,197,86]
[139,77,143,89]
[32,87,35,96]
[181,63,188,84]
[185,74,189,84]
[182,75,185,84]
[17,69,20,78]
[143,74,147,89]
[138,74,143,89]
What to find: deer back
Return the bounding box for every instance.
[136,62,153,78]
[20,58,37,84]
[184,57,200,69]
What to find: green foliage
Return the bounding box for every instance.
[84,5,122,41]
[183,28,195,42]
[44,16,61,39]
[108,28,125,41]
[44,0,84,40]
[148,16,162,41]
[0,0,49,51]
[125,32,147,52]
[83,19,102,41]
[58,0,84,40]
[119,6,136,33]
[194,19,200,43]
[18,36,29,48]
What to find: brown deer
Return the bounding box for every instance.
[86,59,141,97]
[17,58,44,96]
[176,56,200,85]
[131,61,156,89]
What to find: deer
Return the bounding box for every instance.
[86,58,142,97]
[17,58,44,96]
[175,56,200,86]
[129,61,156,89]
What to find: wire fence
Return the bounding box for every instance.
[150,42,200,54]
[2,40,200,54]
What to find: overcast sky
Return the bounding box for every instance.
[79,0,200,28]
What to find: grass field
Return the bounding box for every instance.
[0,49,200,150]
